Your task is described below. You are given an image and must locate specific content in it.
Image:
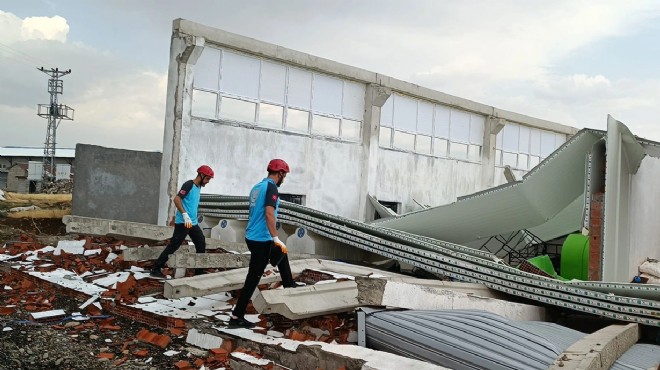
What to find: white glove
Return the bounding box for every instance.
[182,212,193,228]
[273,236,287,254]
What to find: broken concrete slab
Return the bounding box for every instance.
[64,215,266,253]
[165,252,315,269]
[63,215,173,241]
[205,239,249,253]
[549,323,640,370]
[164,259,403,299]
[167,252,251,269]
[123,245,196,261]
[371,276,503,299]
[252,281,358,320]
[356,277,546,321]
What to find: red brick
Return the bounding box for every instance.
[97,352,114,359]
[0,306,16,315]
[209,348,228,360]
[174,360,193,369]
[133,349,149,357]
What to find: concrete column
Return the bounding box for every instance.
[481,116,506,189]
[158,24,205,225]
[358,84,391,222]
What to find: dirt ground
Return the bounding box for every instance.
[0,217,218,370]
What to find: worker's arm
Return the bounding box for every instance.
[265,206,278,237]
[173,195,186,214]
[264,183,287,253]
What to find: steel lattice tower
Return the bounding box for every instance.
[37,67,74,182]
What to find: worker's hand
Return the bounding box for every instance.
[182,212,193,228]
[273,236,287,254]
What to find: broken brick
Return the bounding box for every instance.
[97,352,114,359]
[209,348,228,360]
[174,360,193,370]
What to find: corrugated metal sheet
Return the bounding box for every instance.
[198,195,660,326]
[364,309,660,370]
[373,130,604,245]
[0,146,76,158]
[365,309,572,370]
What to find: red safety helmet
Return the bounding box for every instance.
[196,165,214,178]
[267,159,290,173]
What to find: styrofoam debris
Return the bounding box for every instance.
[185,328,223,350]
[4,285,12,290]
[3,327,12,332]
[231,351,272,366]
[137,296,157,304]
[30,309,66,320]
[105,253,118,263]
[163,350,180,356]
[54,240,86,256]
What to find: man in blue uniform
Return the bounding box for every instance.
[228,159,296,329]
[150,165,214,278]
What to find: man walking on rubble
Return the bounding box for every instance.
[150,165,214,278]
[228,159,297,329]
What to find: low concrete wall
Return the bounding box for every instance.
[72,144,161,224]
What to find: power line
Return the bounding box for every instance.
[0,41,51,67]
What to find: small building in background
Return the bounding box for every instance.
[0,146,75,192]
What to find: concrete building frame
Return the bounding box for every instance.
[159,19,577,225]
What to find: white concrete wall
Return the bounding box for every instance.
[627,156,660,279]
[376,149,482,213]
[184,121,363,219]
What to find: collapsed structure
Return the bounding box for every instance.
[3,18,660,370]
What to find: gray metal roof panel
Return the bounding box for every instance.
[374,130,604,244]
[365,309,660,370]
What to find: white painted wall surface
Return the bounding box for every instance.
[627,156,660,279]
[184,121,363,220]
[376,149,482,212]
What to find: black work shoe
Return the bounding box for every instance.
[150,268,165,279]
[227,317,256,329]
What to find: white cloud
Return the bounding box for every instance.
[0,11,68,43]
[21,15,68,42]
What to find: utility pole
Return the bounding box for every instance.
[37,67,74,183]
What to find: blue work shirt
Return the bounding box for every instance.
[174,180,200,226]
[245,178,279,242]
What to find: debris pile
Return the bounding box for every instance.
[39,179,74,194]
[0,231,365,369]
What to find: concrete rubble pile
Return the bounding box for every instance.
[39,179,74,194]
[0,226,451,369]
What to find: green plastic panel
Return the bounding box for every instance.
[560,234,590,281]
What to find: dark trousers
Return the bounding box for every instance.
[232,239,295,318]
[154,224,206,274]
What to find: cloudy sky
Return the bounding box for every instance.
[2,1,660,151]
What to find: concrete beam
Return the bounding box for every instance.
[355,277,546,321]
[164,259,403,299]
[167,252,250,268]
[549,323,640,370]
[253,281,358,320]
[63,215,249,253]
[123,245,195,261]
[166,252,315,268]
[63,215,173,241]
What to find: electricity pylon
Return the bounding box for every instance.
[37,67,74,182]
